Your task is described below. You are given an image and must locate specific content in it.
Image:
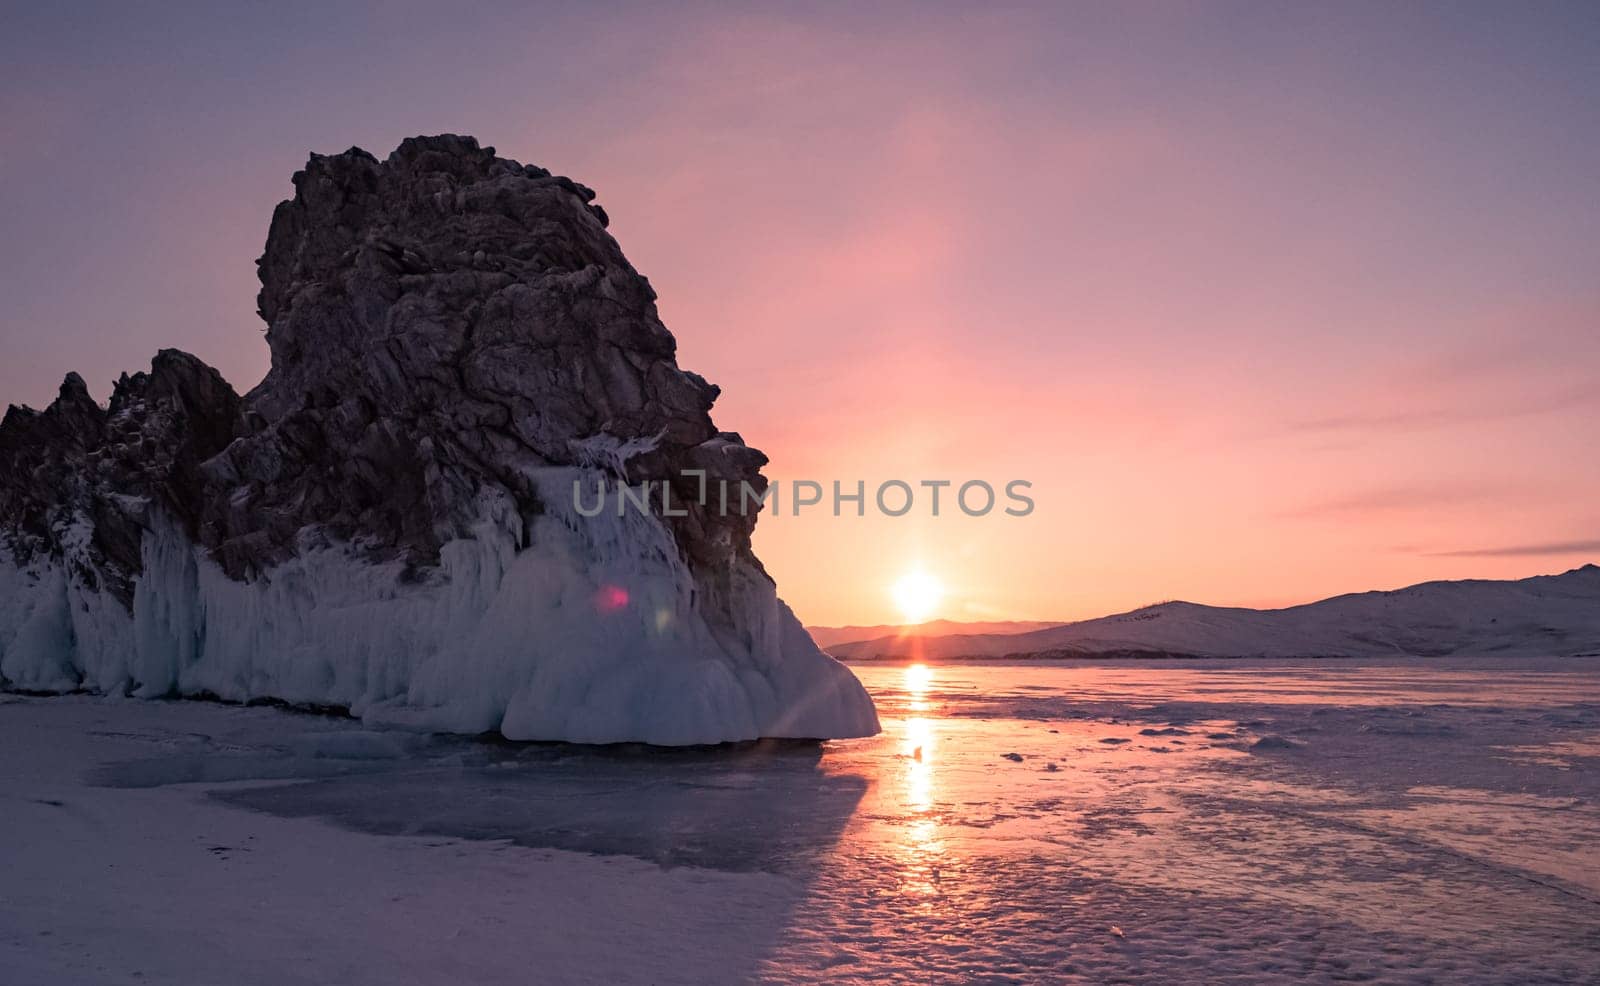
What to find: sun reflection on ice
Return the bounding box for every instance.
[904,662,933,704]
[905,716,935,809]
[899,663,947,900]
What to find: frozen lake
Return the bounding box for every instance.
[4,658,1599,984]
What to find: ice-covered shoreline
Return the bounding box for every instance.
[0,475,876,745]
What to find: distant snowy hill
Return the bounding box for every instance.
[807,619,1064,650]
[828,566,1600,661]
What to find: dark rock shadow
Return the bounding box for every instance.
[208,738,869,875]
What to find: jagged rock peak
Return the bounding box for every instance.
[0,351,240,605]
[256,134,605,333]
[211,134,757,583]
[0,135,878,745]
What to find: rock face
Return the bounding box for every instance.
[0,135,879,745]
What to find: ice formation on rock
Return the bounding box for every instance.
[0,135,879,745]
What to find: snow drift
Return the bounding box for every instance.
[0,135,878,744]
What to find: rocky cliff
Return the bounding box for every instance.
[0,135,879,744]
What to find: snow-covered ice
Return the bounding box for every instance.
[3,657,1598,984]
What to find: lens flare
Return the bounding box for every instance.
[595,585,630,612]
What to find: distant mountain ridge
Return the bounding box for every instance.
[806,619,1064,650]
[826,565,1600,661]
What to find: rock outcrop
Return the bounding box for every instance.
[0,135,879,745]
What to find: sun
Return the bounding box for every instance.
[891,571,945,625]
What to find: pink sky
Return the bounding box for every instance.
[2,4,1597,625]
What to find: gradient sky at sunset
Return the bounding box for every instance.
[3,2,1597,625]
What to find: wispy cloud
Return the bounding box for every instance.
[1423,540,1600,559]
[1284,384,1598,436]
[1280,482,1514,520]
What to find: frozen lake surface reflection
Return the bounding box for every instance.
[5,658,1599,984]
